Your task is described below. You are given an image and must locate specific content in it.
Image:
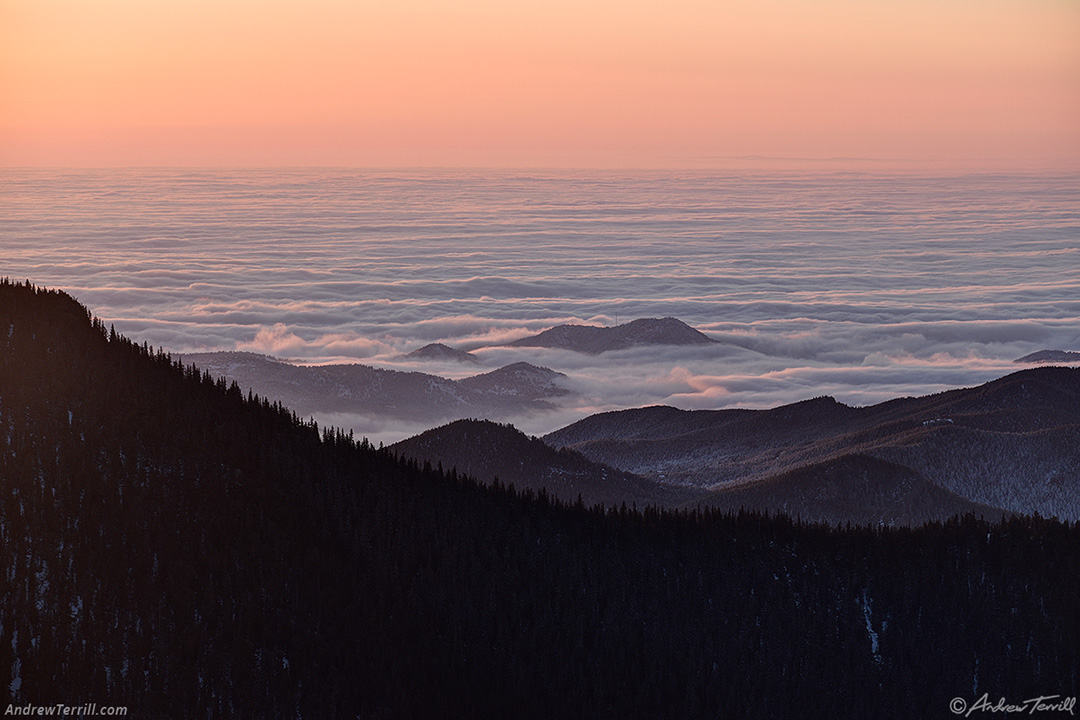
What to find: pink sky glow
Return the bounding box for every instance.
[2,0,1078,168]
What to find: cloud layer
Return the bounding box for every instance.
[4,168,1078,443]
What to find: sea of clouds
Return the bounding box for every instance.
[3,168,1078,442]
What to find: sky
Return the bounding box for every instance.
[2,0,1079,168]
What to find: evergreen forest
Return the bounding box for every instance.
[1,280,1077,718]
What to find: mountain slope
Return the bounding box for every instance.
[545,369,1080,520]
[544,397,860,486]
[505,317,715,354]
[457,361,571,400]
[695,454,1006,526]
[391,419,703,509]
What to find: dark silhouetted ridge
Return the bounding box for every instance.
[391,419,702,509]
[2,279,1077,718]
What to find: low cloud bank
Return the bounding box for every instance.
[7,169,1078,444]
[188,316,1074,445]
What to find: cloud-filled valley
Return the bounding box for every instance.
[3,168,1078,443]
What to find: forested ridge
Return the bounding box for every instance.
[544,367,1080,522]
[1,279,1077,718]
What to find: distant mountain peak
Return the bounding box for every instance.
[458,362,570,400]
[484,361,565,377]
[403,342,480,364]
[505,317,715,354]
[1014,349,1080,365]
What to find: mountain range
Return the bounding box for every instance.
[177,351,570,422]
[392,368,1079,525]
[178,330,1080,525]
[177,317,718,425]
[543,368,1080,522]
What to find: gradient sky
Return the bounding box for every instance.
[2,0,1079,168]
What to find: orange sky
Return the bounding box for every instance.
[2,0,1078,168]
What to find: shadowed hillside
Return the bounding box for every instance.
[546,371,1080,521]
[391,419,704,509]
[695,454,1006,526]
